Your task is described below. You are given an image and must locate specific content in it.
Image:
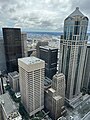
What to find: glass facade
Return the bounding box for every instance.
[64,16,88,41]
[39,47,58,79]
[59,7,89,100]
[2,28,22,72]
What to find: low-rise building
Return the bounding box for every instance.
[8,71,20,92]
[0,93,22,120]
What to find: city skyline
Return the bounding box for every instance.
[0,0,90,32]
[0,6,90,120]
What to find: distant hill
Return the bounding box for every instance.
[27,31,63,36]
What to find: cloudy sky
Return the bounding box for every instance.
[0,0,90,32]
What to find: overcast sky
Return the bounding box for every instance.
[0,0,90,32]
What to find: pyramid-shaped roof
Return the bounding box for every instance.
[69,7,84,17]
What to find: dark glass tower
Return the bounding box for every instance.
[59,7,89,103]
[39,46,58,79]
[2,28,22,72]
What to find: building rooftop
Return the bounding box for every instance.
[53,95,62,101]
[54,73,64,78]
[81,112,90,120]
[2,27,20,30]
[44,77,52,89]
[39,45,58,50]
[0,93,17,116]
[65,94,90,120]
[8,71,19,78]
[18,56,44,65]
[87,42,90,47]
[0,93,22,120]
[49,88,56,93]
[69,7,84,17]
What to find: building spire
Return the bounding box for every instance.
[76,7,79,10]
[68,7,84,17]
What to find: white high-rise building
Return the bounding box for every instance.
[59,7,89,104]
[18,56,45,116]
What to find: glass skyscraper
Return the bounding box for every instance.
[2,28,22,72]
[81,43,90,93]
[64,7,88,41]
[59,7,89,103]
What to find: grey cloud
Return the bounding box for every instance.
[71,0,90,14]
[0,0,90,31]
[9,8,16,13]
[40,21,53,27]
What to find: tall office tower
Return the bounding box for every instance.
[59,7,88,104]
[36,41,48,58]
[81,43,90,93]
[45,73,66,120]
[0,36,6,72]
[52,73,65,99]
[2,28,22,72]
[18,57,45,116]
[21,32,28,57]
[39,46,58,79]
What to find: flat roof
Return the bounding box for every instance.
[53,95,62,101]
[18,56,44,65]
[39,45,58,50]
[49,88,56,93]
[87,42,90,47]
[65,94,90,120]
[81,112,90,120]
[0,93,17,116]
[54,73,64,78]
[8,71,19,78]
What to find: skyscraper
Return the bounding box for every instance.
[59,7,88,103]
[45,73,65,120]
[18,57,45,116]
[39,46,58,79]
[52,73,65,99]
[81,43,90,93]
[2,28,22,72]
[36,41,48,58]
[0,36,6,72]
[21,32,28,57]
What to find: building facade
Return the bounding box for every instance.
[59,7,88,103]
[8,71,20,92]
[2,28,22,72]
[39,46,58,79]
[81,43,90,93]
[0,36,6,72]
[18,57,45,116]
[45,73,66,120]
[36,41,48,58]
[21,32,28,57]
